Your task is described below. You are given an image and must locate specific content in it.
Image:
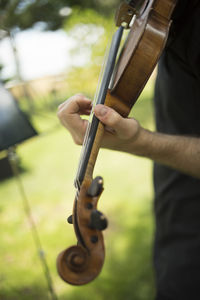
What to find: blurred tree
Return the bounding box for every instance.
[0,0,120,79]
[0,0,121,33]
[0,1,121,109]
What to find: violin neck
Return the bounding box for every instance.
[74,114,101,189]
[74,27,124,189]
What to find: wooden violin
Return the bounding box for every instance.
[57,0,177,285]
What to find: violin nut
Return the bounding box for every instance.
[121,21,128,28]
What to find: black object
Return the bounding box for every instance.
[90,235,98,244]
[153,2,200,299]
[86,203,93,210]
[67,215,73,224]
[0,84,37,151]
[87,176,103,197]
[0,156,13,179]
[90,210,108,231]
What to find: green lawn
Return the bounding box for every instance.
[0,80,156,300]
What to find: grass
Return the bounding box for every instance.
[0,79,156,300]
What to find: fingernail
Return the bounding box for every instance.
[95,106,108,117]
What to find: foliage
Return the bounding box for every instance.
[0,0,119,83]
[61,9,119,104]
[0,0,120,33]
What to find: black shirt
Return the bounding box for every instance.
[153,1,200,299]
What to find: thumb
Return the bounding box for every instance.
[94,104,139,139]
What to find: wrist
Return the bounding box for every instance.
[125,127,152,156]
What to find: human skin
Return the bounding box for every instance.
[57,94,200,179]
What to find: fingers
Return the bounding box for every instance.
[58,94,92,115]
[94,104,140,140]
[57,94,140,148]
[57,94,92,145]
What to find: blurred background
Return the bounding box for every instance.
[0,1,156,299]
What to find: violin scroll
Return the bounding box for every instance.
[57,177,107,285]
[57,245,89,285]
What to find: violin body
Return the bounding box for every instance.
[108,0,177,116]
[57,0,177,285]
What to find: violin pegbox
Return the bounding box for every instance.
[67,176,108,231]
[87,177,108,231]
[77,176,108,247]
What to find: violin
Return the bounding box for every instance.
[57,0,177,285]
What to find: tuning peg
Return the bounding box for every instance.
[90,210,108,231]
[67,215,73,224]
[87,176,103,197]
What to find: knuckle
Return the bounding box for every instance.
[74,93,84,99]
[107,110,120,126]
[57,109,66,121]
[123,119,139,140]
[57,109,63,119]
[73,136,83,145]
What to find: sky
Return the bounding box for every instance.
[0,28,90,81]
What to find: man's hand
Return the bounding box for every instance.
[57,94,141,152]
[57,94,92,145]
[57,94,200,179]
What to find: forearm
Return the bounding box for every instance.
[122,128,200,178]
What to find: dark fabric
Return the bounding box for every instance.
[153,1,200,299]
[0,85,37,151]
